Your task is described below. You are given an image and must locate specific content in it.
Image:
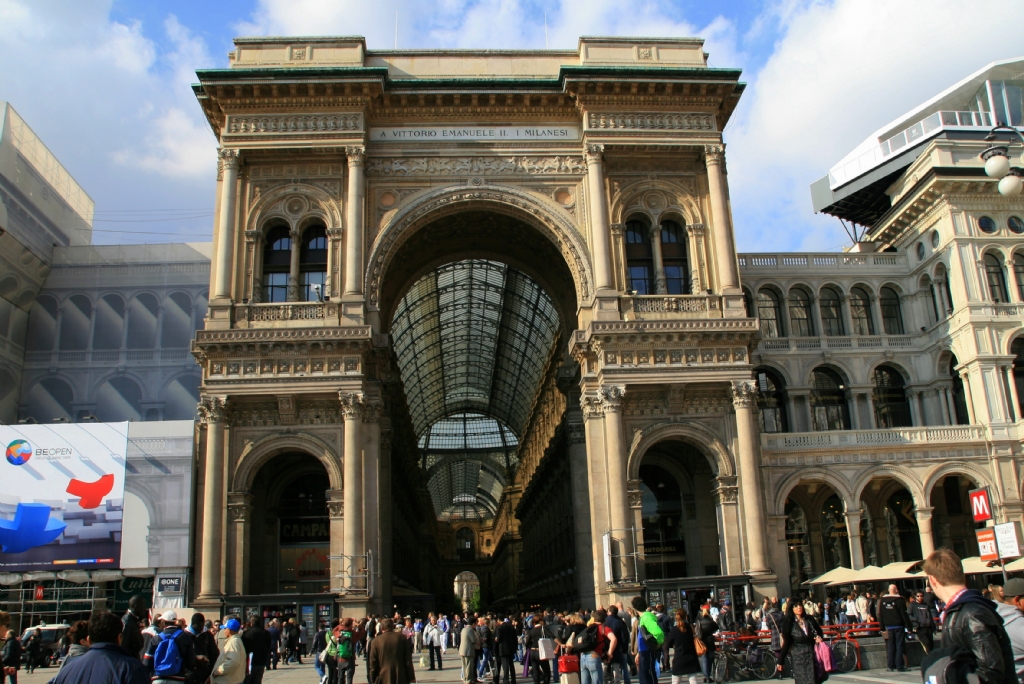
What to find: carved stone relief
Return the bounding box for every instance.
[586,112,715,131]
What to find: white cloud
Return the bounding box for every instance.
[727,0,1024,252]
[0,1,219,242]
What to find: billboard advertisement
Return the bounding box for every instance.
[0,422,128,572]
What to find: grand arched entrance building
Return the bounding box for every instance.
[189,35,771,619]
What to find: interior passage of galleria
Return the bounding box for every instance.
[2,37,1024,623]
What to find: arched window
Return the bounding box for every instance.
[625,219,653,294]
[810,368,850,431]
[849,287,874,335]
[26,295,58,351]
[59,295,92,351]
[756,369,788,433]
[885,488,922,561]
[659,220,690,294]
[93,294,125,350]
[639,463,687,580]
[879,287,904,334]
[95,376,144,422]
[757,289,783,338]
[950,355,969,425]
[985,253,1010,303]
[1012,339,1024,419]
[818,287,844,336]
[23,377,74,422]
[456,527,475,562]
[1014,254,1024,301]
[785,500,811,591]
[873,365,912,428]
[821,494,851,570]
[300,225,328,301]
[788,288,814,337]
[262,224,292,303]
[923,276,940,324]
[127,293,158,349]
[161,292,193,348]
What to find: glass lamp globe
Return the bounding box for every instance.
[985,152,1011,178]
[999,173,1024,196]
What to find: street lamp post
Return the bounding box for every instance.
[981,125,1024,196]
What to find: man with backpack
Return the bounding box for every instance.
[53,610,150,684]
[922,548,1018,684]
[336,617,358,684]
[241,616,271,684]
[144,610,197,683]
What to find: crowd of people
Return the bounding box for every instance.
[3,549,1024,683]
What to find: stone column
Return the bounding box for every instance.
[846,391,861,430]
[585,144,614,292]
[343,146,366,296]
[600,385,634,581]
[713,476,742,574]
[196,397,227,602]
[935,278,952,316]
[844,508,865,570]
[227,492,252,595]
[326,228,344,300]
[1005,366,1022,422]
[731,380,771,574]
[581,394,610,606]
[565,393,596,605]
[704,145,739,292]
[942,387,955,425]
[870,295,885,336]
[287,228,301,301]
[960,371,978,424]
[841,294,856,337]
[362,400,382,605]
[340,392,365,590]
[906,389,920,427]
[686,224,706,293]
[865,392,877,429]
[916,506,936,557]
[378,429,393,614]
[809,294,824,337]
[649,223,667,294]
[915,390,927,427]
[213,149,241,300]
[327,489,345,593]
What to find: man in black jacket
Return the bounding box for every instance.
[242,616,273,684]
[877,584,913,672]
[909,591,936,654]
[492,616,518,684]
[924,548,1018,684]
[186,613,217,684]
[122,595,147,661]
[605,606,632,684]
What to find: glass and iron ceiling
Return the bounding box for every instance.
[392,260,560,521]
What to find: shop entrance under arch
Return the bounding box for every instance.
[224,451,336,630]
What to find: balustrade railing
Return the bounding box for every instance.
[621,294,720,319]
[758,335,916,352]
[739,252,906,269]
[22,349,192,364]
[246,302,327,322]
[762,425,988,450]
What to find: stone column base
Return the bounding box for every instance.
[336,595,369,619]
[747,573,781,602]
[191,596,225,620]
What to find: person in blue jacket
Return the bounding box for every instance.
[52,610,149,684]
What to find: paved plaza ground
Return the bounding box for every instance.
[14,655,921,684]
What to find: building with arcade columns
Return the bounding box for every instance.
[182,37,1024,620]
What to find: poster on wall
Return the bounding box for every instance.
[0,422,128,572]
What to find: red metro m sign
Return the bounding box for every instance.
[970,488,994,523]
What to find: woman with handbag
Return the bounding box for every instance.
[695,606,717,682]
[662,609,702,684]
[776,602,824,684]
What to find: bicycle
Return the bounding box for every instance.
[821,622,871,673]
[711,633,777,682]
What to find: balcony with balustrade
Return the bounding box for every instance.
[738,252,907,273]
[619,293,728,320]
[233,301,342,328]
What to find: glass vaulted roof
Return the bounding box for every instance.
[393,260,560,521]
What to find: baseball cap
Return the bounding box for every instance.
[160,610,178,622]
[225,618,242,632]
[1003,578,1024,598]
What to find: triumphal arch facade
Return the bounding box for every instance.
[190,35,774,617]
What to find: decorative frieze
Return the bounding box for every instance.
[225,113,363,135]
[587,112,715,131]
[365,156,586,177]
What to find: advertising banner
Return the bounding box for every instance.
[977,528,999,562]
[0,422,128,572]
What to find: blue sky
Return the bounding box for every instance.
[2,0,1022,251]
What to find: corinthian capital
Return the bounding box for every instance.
[197,396,227,424]
[685,223,706,238]
[599,385,626,412]
[339,391,365,418]
[585,143,605,162]
[580,395,604,419]
[703,144,725,166]
[730,380,758,409]
[346,146,366,166]
[218,147,242,171]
